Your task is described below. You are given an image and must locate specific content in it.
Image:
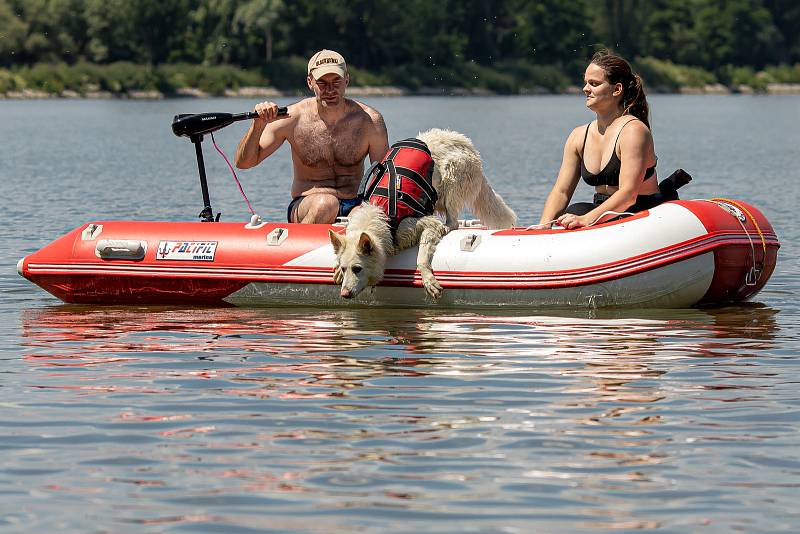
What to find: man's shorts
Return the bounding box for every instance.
[287,196,362,222]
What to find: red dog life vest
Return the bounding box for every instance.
[358,138,437,229]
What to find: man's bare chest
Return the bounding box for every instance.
[292,117,367,168]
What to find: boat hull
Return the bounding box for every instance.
[18,200,779,309]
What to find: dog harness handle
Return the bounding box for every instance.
[387,160,398,220]
[359,138,436,229]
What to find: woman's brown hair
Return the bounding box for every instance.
[591,50,650,129]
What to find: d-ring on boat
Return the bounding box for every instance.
[18,112,779,309]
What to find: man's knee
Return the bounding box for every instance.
[296,194,340,223]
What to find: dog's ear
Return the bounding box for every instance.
[329,229,344,254]
[357,232,374,255]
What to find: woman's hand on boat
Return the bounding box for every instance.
[556,213,591,230]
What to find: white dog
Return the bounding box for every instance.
[328,128,517,299]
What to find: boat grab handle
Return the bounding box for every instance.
[267,228,288,246]
[460,234,481,252]
[95,239,147,260]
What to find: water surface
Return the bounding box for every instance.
[1,95,798,532]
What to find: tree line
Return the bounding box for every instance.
[1,0,799,93]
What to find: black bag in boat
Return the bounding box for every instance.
[658,168,692,199]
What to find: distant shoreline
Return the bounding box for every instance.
[3,60,799,100]
[3,83,800,100]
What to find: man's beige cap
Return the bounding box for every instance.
[307,49,347,80]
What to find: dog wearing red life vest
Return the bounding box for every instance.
[328,128,517,300]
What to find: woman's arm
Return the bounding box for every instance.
[559,121,653,229]
[538,126,584,226]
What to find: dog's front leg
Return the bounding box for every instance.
[396,217,447,299]
[417,232,443,299]
[416,217,448,299]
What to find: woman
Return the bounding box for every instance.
[538,50,665,230]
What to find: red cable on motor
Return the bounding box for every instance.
[210,132,255,215]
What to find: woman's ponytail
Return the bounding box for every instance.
[624,73,650,129]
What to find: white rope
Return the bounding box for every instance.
[587,210,635,227]
[703,199,760,285]
[525,219,558,230]
[525,211,634,230]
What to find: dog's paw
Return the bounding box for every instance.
[423,276,443,299]
[333,264,343,284]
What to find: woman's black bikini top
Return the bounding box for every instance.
[580,118,656,187]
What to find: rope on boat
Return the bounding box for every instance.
[211,132,256,216]
[710,198,767,257]
[707,197,767,286]
[525,219,558,230]
[588,211,635,226]
[525,211,634,230]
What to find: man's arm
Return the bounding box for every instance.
[234,101,291,169]
[365,109,389,163]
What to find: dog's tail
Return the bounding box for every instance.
[471,176,517,229]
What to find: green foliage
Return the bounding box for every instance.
[717,65,768,91]
[634,56,716,90]
[16,63,68,93]
[158,63,265,95]
[462,63,518,93]
[262,56,309,91]
[761,63,800,83]
[3,0,85,65]
[510,0,596,64]
[0,0,30,67]
[0,69,25,92]
[693,0,781,70]
[96,62,162,92]
[638,0,706,66]
[347,66,392,88]
[232,0,283,62]
[2,0,799,94]
[767,0,800,64]
[494,60,573,92]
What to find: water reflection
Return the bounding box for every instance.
[19,304,779,402]
[20,303,778,354]
[11,304,790,532]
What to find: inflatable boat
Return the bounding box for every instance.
[17,198,778,308]
[17,111,779,309]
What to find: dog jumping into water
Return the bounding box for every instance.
[328,128,517,300]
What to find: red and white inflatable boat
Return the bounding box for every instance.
[18,199,778,308]
[16,111,780,309]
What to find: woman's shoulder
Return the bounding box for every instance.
[620,117,652,136]
[566,122,592,141]
[564,122,592,151]
[618,117,653,144]
[617,117,654,157]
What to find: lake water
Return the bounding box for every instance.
[1,95,799,532]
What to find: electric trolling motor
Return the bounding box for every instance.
[172,109,287,222]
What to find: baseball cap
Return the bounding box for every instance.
[307,50,347,80]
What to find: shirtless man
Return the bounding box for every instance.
[234,49,389,224]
